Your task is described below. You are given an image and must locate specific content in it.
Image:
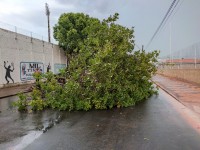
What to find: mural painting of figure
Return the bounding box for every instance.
[4,61,14,84]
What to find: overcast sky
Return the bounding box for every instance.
[0,0,199,57]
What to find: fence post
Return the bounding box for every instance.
[31,32,33,43]
[0,43,2,85]
[195,46,197,69]
[15,26,17,40]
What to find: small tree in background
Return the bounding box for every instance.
[53,13,101,66]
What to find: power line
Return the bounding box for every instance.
[146,0,178,49]
[169,0,184,22]
[160,0,182,32]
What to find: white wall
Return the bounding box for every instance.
[0,28,67,86]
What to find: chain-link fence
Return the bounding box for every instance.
[0,21,57,44]
[170,42,200,59]
[159,42,200,69]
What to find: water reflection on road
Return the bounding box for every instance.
[0,95,65,149]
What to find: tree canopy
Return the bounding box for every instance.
[53,12,101,55]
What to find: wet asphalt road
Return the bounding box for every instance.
[1,89,200,150]
[0,95,63,148]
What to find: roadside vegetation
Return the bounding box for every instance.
[13,13,159,111]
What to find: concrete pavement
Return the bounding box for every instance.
[153,74,200,117]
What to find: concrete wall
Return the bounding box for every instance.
[157,69,200,84]
[0,28,67,86]
[158,63,200,69]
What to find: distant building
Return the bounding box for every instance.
[165,59,200,64]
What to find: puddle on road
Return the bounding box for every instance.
[0,95,65,147]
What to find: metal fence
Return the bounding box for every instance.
[160,42,200,69]
[163,42,200,60]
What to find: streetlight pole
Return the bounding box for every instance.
[170,22,172,64]
[45,3,51,43]
[195,45,197,69]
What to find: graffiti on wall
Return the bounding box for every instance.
[54,64,66,74]
[20,62,43,81]
[47,63,51,72]
[4,61,14,84]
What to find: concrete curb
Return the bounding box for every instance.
[0,81,34,89]
[0,90,32,99]
[0,83,33,99]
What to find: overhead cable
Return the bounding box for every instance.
[146,0,178,49]
[160,0,182,32]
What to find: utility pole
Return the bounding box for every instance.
[142,45,144,51]
[45,3,51,43]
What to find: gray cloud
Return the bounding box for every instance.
[56,0,112,14]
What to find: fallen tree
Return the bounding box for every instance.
[14,13,159,111]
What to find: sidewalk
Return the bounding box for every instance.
[0,84,33,98]
[153,74,200,115]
